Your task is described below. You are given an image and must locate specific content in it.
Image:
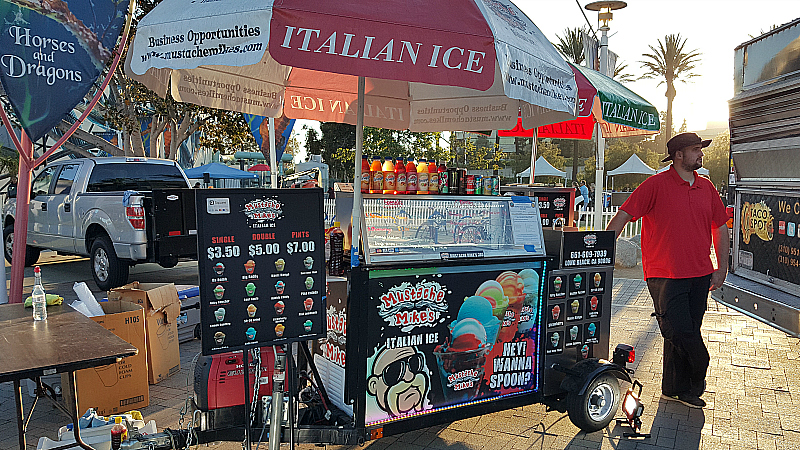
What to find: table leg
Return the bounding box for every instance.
[66,371,95,450]
[13,379,25,450]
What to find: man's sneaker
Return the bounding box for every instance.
[661,392,706,408]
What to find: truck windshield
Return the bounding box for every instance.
[87,163,188,192]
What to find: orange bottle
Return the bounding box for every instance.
[370,156,383,194]
[395,158,407,195]
[428,160,439,194]
[360,155,370,193]
[417,158,429,194]
[406,159,418,194]
[383,157,396,194]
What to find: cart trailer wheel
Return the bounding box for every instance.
[91,235,129,290]
[566,373,620,432]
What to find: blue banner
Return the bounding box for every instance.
[0,0,129,142]
[243,113,295,161]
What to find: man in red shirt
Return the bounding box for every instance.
[606,133,729,409]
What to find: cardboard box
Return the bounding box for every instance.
[109,282,181,384]
[64,300,149,416]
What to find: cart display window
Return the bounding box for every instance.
[361,260,545,426]
[362,195,545,264]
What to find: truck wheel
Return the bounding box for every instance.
[3,224,41,266]
[159,256,179,268]
[91,235,129,290]
[566,373,620,433]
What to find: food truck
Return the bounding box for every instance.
[712,18,800,337]
[117,188,639,449]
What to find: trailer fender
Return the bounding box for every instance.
[558,359,632,395]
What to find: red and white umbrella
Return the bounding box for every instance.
[129,0,579,264]
[129,0,576,131]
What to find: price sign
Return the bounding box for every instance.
[196,189,326,355]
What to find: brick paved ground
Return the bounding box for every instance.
[3,277,799,450]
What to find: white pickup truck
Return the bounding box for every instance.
[3,157,198,290]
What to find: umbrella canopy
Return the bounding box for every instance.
[185,162,258,179]
[657,164,709,176]
[127,0,577,132]
[248,163,271,172]
[516,156,566,178]
[607,154,656,176]
[502,63,660,140]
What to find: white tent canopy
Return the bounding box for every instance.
[607,154,656,176]
[657,164,710,176]
[516,156,567,180]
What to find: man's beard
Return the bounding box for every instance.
[680,158,702,172]
[384,372,428,416]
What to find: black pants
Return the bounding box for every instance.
[646,276,711,396]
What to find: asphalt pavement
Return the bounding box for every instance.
[1,255,799,450]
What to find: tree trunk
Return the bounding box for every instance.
[665,81,676,141]
[172,111,202,161]
[149,115,168,159]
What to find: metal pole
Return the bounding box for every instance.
[528,129,537,185]
[9,133,33,304]
[593,26,609,230]
[269,347,286,450]
[350,76,365,268]
[269,118,278,188]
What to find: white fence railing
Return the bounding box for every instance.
[323,199,642,239]
[577,206,641,238]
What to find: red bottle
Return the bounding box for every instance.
[360,155,370,193]
[395,158,407,194]
[406,159,418,194]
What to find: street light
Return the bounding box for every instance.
[585,1,626,229]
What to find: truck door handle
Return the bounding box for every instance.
[41,203,47,211]
[64,203,70,212]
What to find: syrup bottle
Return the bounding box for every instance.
[395,158,407,195]
[405,158,418,195]
[417,158,429,194]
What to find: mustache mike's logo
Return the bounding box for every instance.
[741,201,773,244]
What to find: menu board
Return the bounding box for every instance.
[196,189,326,355]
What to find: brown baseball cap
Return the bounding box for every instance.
[662,132,712,162]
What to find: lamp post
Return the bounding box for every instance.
[585,1,626,230]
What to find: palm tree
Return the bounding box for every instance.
[554,27,586,65]
[639,34,701,141]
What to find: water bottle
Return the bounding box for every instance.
[32,266,47,321]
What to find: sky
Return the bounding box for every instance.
[293,1,800,162]
[518,0,800,132]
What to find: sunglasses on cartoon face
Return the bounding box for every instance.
[380,353,424,386]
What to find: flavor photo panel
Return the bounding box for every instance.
[545,331,563,354]
[585,322,600,344]
[566,298,583,322]
[578,343,592,360]
[589,271,605,294]
[568,273,586,297]
[565,324,582,347]
[586,295,601,319]
[547,303,565,328]
[548,276,566,300]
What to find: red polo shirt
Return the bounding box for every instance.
[620,166,728,280]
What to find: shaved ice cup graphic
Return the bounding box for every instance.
[432,345,487,403]
[497,294,525,342]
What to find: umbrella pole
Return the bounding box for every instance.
[593,123,604,230]
[528,129,537,185]
[350,76,365,268]
[269,118,278,188]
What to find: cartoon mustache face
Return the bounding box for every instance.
[384,371,428,416]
